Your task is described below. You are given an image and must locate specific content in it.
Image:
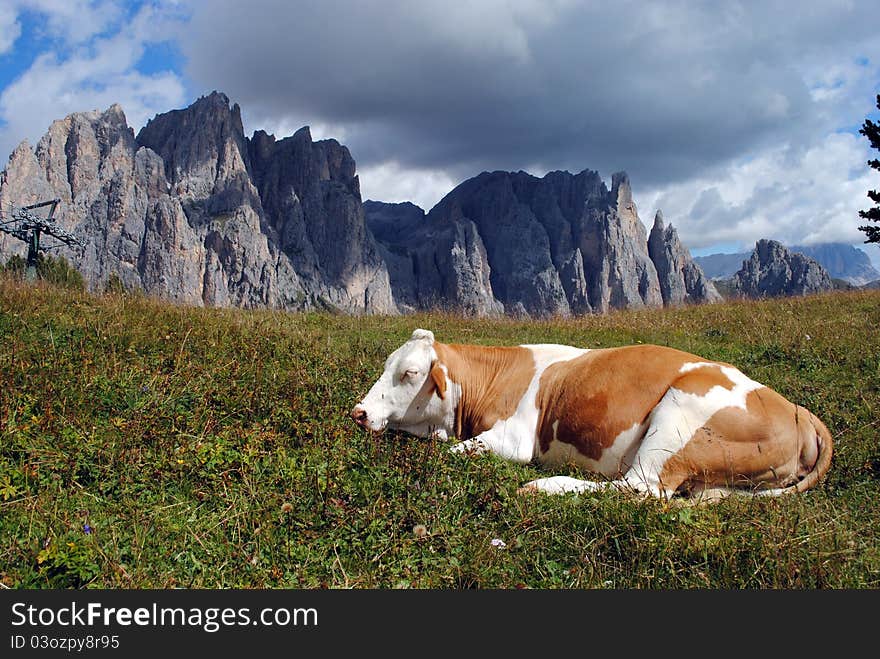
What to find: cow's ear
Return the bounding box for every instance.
[430,360,447,400]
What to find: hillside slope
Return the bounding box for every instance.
[1,277,878,588]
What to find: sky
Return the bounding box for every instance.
[1,0,879,267]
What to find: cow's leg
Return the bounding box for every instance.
[518,476,615,495]
[518,471,671,497]
[519,390,696,498]
[449,422,535,464]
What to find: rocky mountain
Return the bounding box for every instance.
[789,243,880,286]
[728,239,834,298]
[696,242,880,286]
[365,170,719,316]
[693,251,752,280]
[0,92,396,313]
[2,92,719,317]
[362,199,502,315]
[648,210,722,306]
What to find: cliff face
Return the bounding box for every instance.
[0,92,396,313]
[730,239,834,298]
[366,170,719,316]
[3,93,721,317]
[648,210,722,305]
[363,200,502,315]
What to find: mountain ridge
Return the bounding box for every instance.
[3,92,718,316]
[696,242,879,286]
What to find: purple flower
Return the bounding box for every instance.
[83,524,92,535]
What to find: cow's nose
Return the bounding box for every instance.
[350,405,368,426]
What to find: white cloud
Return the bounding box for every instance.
[358,161,457,212]
[18,0,124,46]
[0,10,22,55]
[641,131,876,251]
[0,2,187,162]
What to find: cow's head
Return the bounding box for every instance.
[350,329,452,438]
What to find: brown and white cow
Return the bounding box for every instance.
[350,329,833,500]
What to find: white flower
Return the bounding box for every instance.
[490,538,507,549]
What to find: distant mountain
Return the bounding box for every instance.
[728,240,834,298]
[695,242,880,286]
[789,243,880,287]
[693,251,751,279]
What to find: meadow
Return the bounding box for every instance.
[1,275,878,588]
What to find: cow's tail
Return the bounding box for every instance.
[789,408,834,494]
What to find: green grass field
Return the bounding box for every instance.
[1,276,878,588]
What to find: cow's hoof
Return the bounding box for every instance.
[517,483,540,496]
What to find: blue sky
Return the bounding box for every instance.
[1,0,879,267]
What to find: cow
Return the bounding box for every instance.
[350,329,833,500]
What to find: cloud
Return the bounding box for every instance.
[0,11,23,55]
[641,131,876,250]
[18,0,125,46]
[357,161,458,212]
[0,2,188,164]
[180,2,879,177]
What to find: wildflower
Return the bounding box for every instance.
[412,524,428,538]
[805,334,812,341]
[281,502,293,514]
[490,538,507,549]
[83,523,92,535]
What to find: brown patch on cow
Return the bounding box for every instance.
[535,345,709,462]
[673,365,735,397]
[658,387,816,494]
[433,342,535,439]
[429,361,447,399]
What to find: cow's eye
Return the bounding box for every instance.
[401,369,419,382]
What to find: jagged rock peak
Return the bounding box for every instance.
[5,139,33,166]
[611,171,632,205]
[730,239,834,298]
[647,209,721,306]
[136,91,250,199]
[1,92,397,315]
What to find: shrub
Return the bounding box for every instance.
[2,253,85,291]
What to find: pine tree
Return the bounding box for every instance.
[859,94,880,243]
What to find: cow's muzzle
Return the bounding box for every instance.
[350,405,369,428]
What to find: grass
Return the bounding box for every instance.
[0,275,878,588]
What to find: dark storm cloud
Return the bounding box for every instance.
[180,0,879,188]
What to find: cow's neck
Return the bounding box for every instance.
[434,342,535,440]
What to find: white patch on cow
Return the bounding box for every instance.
[679,361,720,374]
[465,344,588,464]
[522,476,601,494]
[625,363,764,491]
[538,420,646,477]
